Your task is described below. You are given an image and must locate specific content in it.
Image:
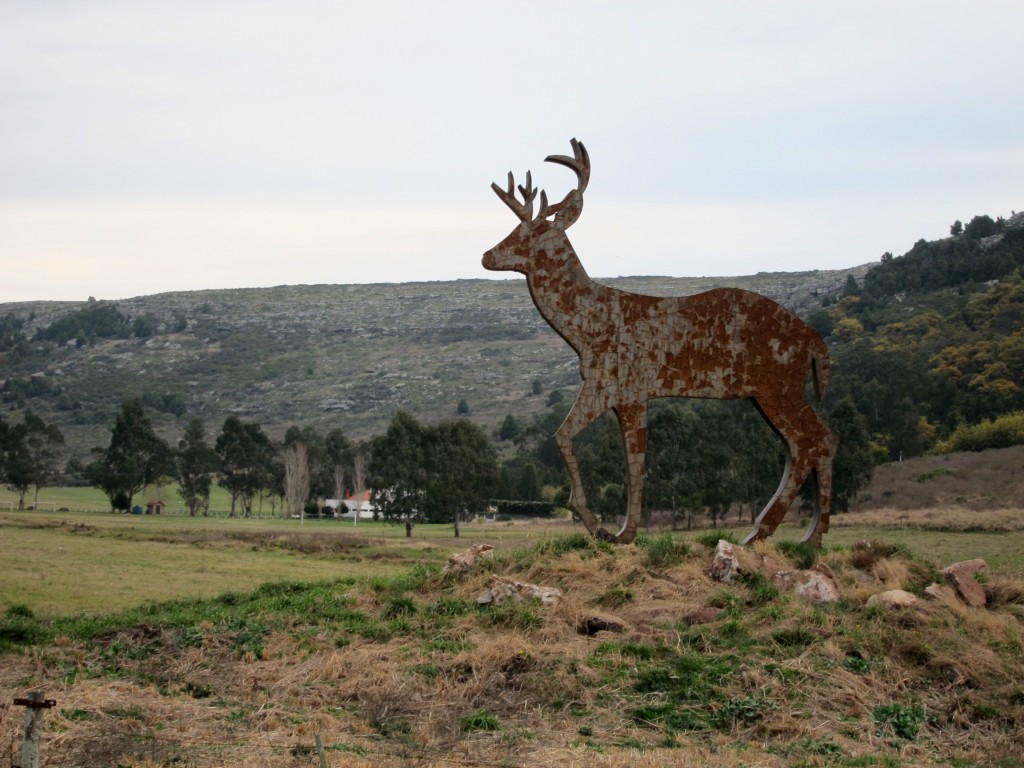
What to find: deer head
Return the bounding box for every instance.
[482,138,590,274]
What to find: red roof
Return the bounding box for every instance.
[344,490,372,502]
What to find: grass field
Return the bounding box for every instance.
[3,503,1023,617]
[2,516,1023,768]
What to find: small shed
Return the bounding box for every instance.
[145,499,166,515]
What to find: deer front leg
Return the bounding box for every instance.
[555,381,612,541]
[613,401,649,545]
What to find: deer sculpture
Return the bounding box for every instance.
[482,139,838,546]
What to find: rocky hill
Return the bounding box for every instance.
[0,267,869,457]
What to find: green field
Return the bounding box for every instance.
[3,501,1023,617]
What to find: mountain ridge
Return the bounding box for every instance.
[0,267,870,457]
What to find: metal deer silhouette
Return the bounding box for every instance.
[482,139,838,546]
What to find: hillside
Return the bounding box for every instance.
[0,268,867,458]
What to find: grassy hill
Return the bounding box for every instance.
[2,523,1022,767]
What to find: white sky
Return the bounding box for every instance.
[1,1,1021,302]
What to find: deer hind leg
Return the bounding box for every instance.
[742,399,821,545]
[612,401,649,545]
[555,380,612,540]
[805,426,838,547]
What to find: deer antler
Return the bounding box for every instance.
[491,170,537,222]
[545,138,590,193]
[538,138,589,221]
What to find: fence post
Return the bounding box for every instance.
[14,691,55,768]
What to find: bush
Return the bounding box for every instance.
[935,411,1024,453]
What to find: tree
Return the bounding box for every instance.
[423,419,499,537]
[950,220,963,237]
[283,425,329,501]
[828,398,874,513]
[92,399,171,512]
[216,416,274,517]
[325,428,354,506]
[3,412,64,510]
[175,419,218,516]
[284,442,311,521]
[369,411,428,536]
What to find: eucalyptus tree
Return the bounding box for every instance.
[369,411,428,537]
[3,411,65,510]
[216,416,275,517]
[91,398,171,512]
[175,418,218,516]
[422,418,499,537]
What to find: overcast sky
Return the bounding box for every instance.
[1,1,1021,303]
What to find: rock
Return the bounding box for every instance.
[923,583,949,601]
[867,589,918,609]
[577,615,627,635]
[682,607,720,625]
[771,566,840,604]
[443,543,494,576]
[709,540,740,583]
[476,575,562,607]
[942,559,988,607]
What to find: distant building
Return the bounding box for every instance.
[145,499,166,515]
[328,490,376,521]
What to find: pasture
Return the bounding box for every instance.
[2,502,1024,616]
[3,500,1024,767]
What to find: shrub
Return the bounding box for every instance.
[872,703,927,739]
[638,533,690,569]
[695,530,738,548]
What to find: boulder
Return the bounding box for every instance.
[476,575,562,607]
[682,606,720,625]
[942,559,988,607]
[709,540,741,583]
[867,589,918,609]
[577,615,628,635]
[443,543,494,576]
[923,583,950,601]
[772,566,841,604]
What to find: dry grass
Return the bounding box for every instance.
[3,532,1024,767]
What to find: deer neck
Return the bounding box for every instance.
[524,231,607,353]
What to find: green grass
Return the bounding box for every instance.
[4,507,1024,619]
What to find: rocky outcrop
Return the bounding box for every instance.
[942,559,988,607]
[476,576,562,607]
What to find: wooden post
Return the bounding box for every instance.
[314,734,329,768]
[14,691,55,768]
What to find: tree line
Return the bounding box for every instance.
[2,391,873,536]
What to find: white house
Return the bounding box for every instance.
[328,489,376,521]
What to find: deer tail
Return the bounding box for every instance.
[810,335,831,402]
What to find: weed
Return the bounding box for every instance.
[411,663,439,679]
[4,603,34,619]
[776,540,818,569]
[371,718,412,739]
[739,571,780,605]
[382,595,417,619]
[695,530,738,548]
[429,597,473,616]
[771,627,819,649]
[462,709,501,732]
[872,702,927,739]
[597,585,634,608]
[712,695,779,730]
[638,533,691,569]
[61,708,93,721]
[478,600,543,631]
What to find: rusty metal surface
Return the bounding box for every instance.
[483,139,837,545]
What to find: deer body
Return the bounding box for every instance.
[484,140,837,545]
